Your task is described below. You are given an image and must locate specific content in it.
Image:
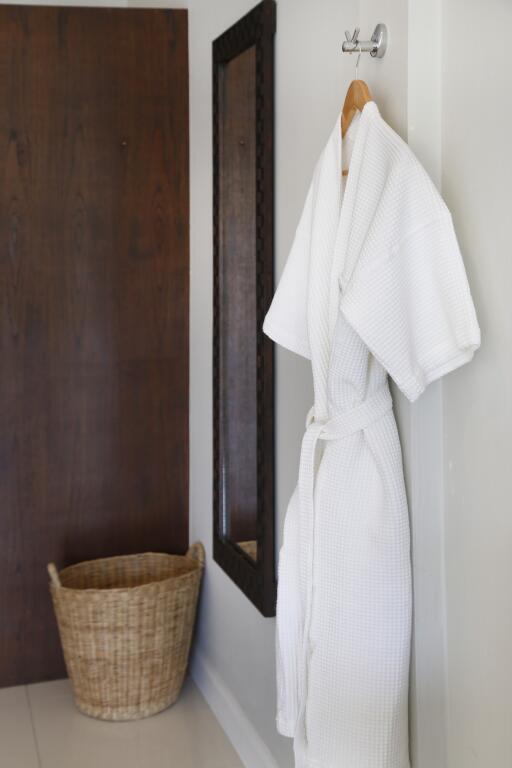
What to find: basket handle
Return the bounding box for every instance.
[47,563,61,588]
[186,542,205,568]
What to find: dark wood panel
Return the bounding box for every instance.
[0,6,189,687]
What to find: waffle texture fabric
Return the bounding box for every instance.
[263,102,480,768]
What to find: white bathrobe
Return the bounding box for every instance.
[263,102,480,768]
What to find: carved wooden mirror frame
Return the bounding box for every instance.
[212,0,276,616]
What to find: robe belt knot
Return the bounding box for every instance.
[304,384,393,440]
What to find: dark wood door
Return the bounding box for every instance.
[0,6,189,687]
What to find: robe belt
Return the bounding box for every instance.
[297,384,393,725]
[299,386,393,534]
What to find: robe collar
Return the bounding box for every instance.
[308,100,379,420]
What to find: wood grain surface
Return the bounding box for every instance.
[0,6,189,686]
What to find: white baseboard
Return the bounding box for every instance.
[190,648,280,768]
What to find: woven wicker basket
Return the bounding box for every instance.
[47,543,204,721]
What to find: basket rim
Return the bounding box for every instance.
[50,550,204,595]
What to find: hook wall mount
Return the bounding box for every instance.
[342,23,387,59]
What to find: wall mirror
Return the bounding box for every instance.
[212,0,276,616]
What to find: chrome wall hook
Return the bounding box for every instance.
[342,23,387,59]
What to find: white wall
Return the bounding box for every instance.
[406,3,448,767]
[442,1,512,765]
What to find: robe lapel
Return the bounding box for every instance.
[331,101,376,306]
[307,101,377,422]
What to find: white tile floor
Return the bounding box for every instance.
[0,676,244,768]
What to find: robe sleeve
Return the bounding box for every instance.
[262,187,313,359]
[340,210,480,402]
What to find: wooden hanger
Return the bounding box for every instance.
[341,79,372,176]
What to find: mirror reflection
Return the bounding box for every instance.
[218,46,259,563]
